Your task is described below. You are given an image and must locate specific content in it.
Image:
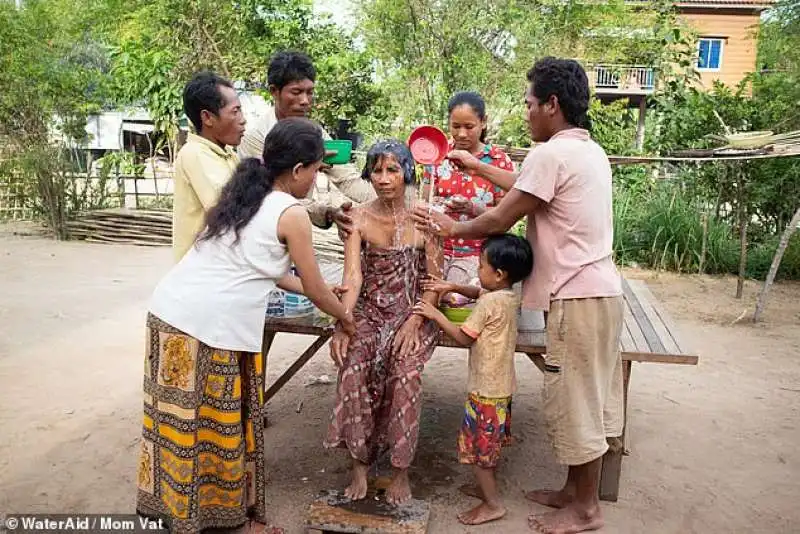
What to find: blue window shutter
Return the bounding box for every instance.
[709,40,722,69]
[698,40,710,68]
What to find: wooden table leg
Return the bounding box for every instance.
[599,360,632,502]
[263,334,332,404]
[261,331,276,391]
[525,352,546,373]
[261,331,276,425]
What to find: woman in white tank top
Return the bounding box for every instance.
[137,118,355,534]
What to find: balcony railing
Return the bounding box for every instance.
[589,65,656,94]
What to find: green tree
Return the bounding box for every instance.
[0,0,105,236]
[356,0,690,143]
[104,0,386,145]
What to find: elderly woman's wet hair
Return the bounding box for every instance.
[361,140,416,185]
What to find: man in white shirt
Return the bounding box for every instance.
[239,51,378,234]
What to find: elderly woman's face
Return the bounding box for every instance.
[369,154,405,200]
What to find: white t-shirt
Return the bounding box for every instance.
[149,190,298,352]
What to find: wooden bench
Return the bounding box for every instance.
[261,269,698,503]
[600,278,697,500]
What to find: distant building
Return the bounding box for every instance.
[584,1,773,148]
[590,1,772,101]
[676,0,773,89]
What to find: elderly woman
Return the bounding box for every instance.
[324,140,442,506]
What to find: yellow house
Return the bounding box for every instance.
[588,0,773,98]
[677,0,773,89]
[586,1,773,147]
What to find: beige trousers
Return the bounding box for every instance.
[543,296,625,466]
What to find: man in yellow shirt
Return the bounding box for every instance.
[172,72,247,261]
[240,51,399,234]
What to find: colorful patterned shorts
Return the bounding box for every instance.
[457,393,513,468]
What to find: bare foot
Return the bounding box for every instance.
[528,505,603,534]
[457,502,507,525]
[524,488,574,509]
[386,470,412,506]
[344,462,369,501]
[458,483,484,500]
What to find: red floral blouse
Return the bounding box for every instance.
[422,143,515,258]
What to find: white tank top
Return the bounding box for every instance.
[150,191,298,352]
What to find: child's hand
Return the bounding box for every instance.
[412,300,439,320]
[421,275,452,295]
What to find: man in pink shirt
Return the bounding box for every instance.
[413,57,623,534]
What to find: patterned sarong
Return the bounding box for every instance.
[324,246,438,469]
[136,314,266,534]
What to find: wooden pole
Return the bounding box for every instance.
[635,98,647,151]
[753,206,800,322]
[699,210,709,274]
[735,164,748,299]
[115,167,122,208]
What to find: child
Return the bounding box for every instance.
[413,233,533,526]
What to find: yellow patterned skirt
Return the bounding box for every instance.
[136,313,266,534]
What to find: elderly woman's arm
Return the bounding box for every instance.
[391,232,444,359]
[422,232,444,307]
[329,220,364,366]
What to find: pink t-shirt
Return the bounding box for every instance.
[514,128,622,311]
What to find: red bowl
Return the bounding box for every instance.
[408,125,449,165]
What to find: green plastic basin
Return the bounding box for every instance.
[323,139,353,165]
[441,307,472,325]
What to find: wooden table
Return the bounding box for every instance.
[261,271,698,502]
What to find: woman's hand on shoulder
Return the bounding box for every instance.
[330,201,355,241]
[338,203,370,244]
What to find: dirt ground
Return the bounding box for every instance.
[1,225,799,533]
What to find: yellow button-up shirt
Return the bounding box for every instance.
[172,133,239,262]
